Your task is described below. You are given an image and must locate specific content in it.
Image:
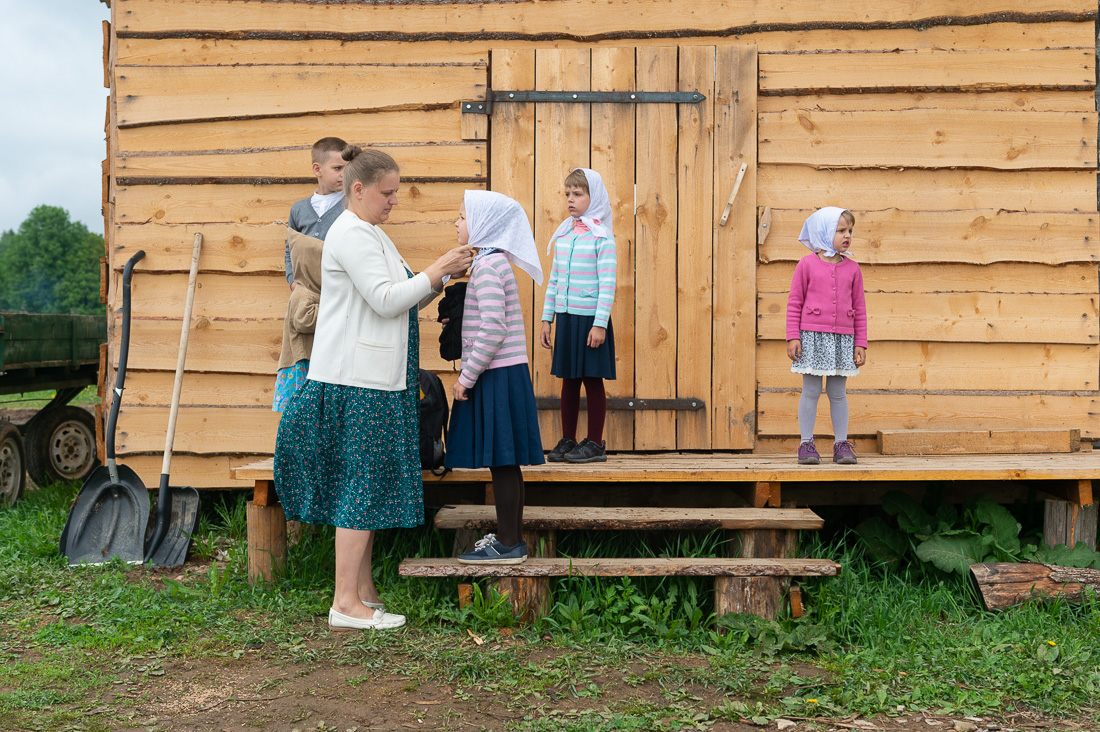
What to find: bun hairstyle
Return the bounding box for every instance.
[341,145,400,197]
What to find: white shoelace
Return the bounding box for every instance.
[473,533,498,550]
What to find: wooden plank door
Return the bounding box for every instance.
[488,44,757,452]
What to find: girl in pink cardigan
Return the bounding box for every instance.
[786,207,867,465]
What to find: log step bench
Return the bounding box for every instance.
[403,504,834,621]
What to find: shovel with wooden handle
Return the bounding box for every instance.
[144,233,203,567]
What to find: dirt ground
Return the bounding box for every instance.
[67,641,1084,732]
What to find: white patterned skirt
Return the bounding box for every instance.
[791,330,860,377]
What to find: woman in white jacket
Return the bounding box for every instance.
[274,146,473,631]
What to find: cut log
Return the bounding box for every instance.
[246,500,286,584]
[969,562,1100,611]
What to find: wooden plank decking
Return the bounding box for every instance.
[231,451,1100,484]
[433,505,824,531]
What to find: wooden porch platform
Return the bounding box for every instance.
[232,452,1100,484]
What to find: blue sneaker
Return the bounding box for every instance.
[457,534,528,565]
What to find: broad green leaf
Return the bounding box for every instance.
[915,535,986,576]
[882,491,935,535]
[973,498,1021,554]
[1034,541,1100,568]
[855,517,909,566]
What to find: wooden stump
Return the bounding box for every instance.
[1044,498,1098,550]
[247,501,287,584]
[716,528,798,620]
[523,529,556,558]
[493,577,551,623]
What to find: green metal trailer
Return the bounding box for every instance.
[0,312,106,504]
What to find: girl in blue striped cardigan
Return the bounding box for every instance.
[539,168,617,463]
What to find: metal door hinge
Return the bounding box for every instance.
[462,90,705,115]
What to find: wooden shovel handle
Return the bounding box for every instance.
[162,233,203,476]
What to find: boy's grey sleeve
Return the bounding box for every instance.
[285,206,296,286]
[284,236,294,286]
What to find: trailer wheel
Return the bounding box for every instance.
[0,419,26,505]
[25,406,98,487]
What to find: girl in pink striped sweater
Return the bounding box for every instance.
[445,190,544,564]
[786,207,868,466]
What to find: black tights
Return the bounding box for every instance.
[489,465,525,547]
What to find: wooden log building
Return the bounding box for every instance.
[100,0,1100,495]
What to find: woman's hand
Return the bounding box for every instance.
[452,382,469,401]
[854,346,867,367]
[540,322,553,349]
[787,339,802,361]
[424,245,474,290]
[587,326,606,348]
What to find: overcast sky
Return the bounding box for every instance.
[0,0,110,235]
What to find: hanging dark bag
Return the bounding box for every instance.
[437,281,467,362]
[418,368,449,473]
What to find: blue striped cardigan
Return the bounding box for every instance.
[540,220,617,328]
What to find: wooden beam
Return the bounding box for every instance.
[759,209,1099,265]
[758,262,1099,296]
[757,391,1100,439]
[118,143,485,179]
[117,65,487,127]
[433,505,824,530]
[634,46,679,450]
[676,44,715,450]
[757,291,1099,344]
[757,341,1098,392]
[114,181,481,225]
[758,167,1096,211]
[878,429,1081,455]
[116,0,1097,39]
[592,45,638,451]
[759,108,1097,170]
[113,221,459,274]
[760,90,1097,113]
[759,48,1095,95]
[114,21,1096,60]
[118,108,467,153]
[1043,498,1098,547]
[115,406,279,453]
[398,556,842,578]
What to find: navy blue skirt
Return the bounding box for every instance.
[445,364,545,469]
[550,313,616,380]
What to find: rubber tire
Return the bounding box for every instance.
[25,406,99,487]
[0,419,26,505]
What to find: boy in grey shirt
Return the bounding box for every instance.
[285,136,348,288]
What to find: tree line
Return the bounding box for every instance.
[0,206,104,315]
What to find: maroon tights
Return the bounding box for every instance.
[560,377,607,444]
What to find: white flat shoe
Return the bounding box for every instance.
[328,607,405,630]
[362,600,384,610]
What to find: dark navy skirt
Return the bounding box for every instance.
[445,364,545,469]
[550,313,616,380]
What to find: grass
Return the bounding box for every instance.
[0,385,100,409]
[1,480,1098,730]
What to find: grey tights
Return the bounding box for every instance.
[798,375,848,442]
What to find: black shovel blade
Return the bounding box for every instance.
[144,485,200,568]
[61,464,150,566]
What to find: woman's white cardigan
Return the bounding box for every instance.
[308,210,439,391]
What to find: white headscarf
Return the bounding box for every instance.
[799,206,849,257]
[464,190,543,285]
[546,168,612,255]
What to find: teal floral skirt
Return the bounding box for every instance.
[273,306,423,531]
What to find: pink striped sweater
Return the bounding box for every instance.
[457,252,529,389]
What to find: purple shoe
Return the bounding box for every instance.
[797,439,820,465]
[833,440,858,465]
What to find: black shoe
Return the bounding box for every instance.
[564,438,607,463]
[547,438,577,462]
